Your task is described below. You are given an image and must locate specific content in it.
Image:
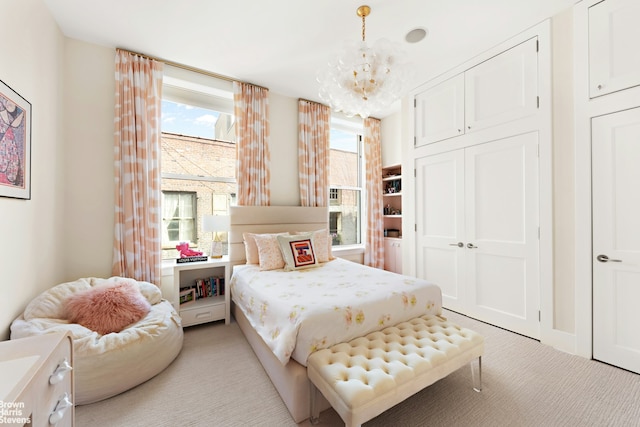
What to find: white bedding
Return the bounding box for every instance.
[230,258,442,366]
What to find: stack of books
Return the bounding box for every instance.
[179,276,225,305]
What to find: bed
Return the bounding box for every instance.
[228,206,443,423]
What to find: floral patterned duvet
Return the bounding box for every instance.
[230,258,442,366]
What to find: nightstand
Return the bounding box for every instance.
[173,256,230,327]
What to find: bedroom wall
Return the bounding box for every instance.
[62,39,116,281]
[268,92,300,206]
[550,8,576,335]
[0,0,66,340]
[381,111,402,167]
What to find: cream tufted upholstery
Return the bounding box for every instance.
[307,314,484,427]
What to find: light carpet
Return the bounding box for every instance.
[75,310,640,426]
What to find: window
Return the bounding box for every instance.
[162,191,197,244]
[161,65,237,259]
[329,119,364,246]
[329,188,339,204]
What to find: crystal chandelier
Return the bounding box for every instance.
[317,5,409,119]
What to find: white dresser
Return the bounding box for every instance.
[0,332,74,426]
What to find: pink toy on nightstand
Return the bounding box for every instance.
[176,242,203,258]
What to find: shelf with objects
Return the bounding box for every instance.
[382,164,402,273]
[174,257,230,327]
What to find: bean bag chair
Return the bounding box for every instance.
[11,276,184,405]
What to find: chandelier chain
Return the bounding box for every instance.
[361,14,366,42]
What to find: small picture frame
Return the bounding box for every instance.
[179,288,196,306]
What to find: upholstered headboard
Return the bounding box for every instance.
[228,206,329,267]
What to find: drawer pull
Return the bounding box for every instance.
[49,358,73,385]
[49,392,73,425]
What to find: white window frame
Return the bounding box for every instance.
[329,115,365,248]
[161,65,236,260]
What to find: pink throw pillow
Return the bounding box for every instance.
[65,281,151,335]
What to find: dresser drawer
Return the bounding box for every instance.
[180,301,225,326]
[1,333,74,427]
[30,335,74,426]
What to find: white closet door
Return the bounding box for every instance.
[414,74,465,147]
[465,37,538,133]
[415,150,466,312]
[589,0,640,98]
[592,107,640,374]
[464,132,540,339]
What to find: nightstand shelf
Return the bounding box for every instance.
[174,257,230,327]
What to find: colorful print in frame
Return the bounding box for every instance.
[0,79,31,200]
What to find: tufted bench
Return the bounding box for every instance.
[307,314,484,427]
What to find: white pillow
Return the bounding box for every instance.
[253,233,286,270]
[277,233,319,271]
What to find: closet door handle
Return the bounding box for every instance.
[449,242,464,248]
[467,243,478,249]
[596,254,622,263]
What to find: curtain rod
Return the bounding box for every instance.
[298,98,329,107]
[116,47,268,90]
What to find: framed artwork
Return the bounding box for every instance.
[0,79,31,200]
[179,288,196,306]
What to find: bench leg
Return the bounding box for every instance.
[471,356,482,392]
[309,382,320,425]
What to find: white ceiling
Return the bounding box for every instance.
[43,0,577,118]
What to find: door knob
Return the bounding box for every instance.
[596,254,622,263]
[449,242,464,247]
[467,243,478,249]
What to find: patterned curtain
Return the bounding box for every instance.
[364,117,384,268]
[298,99,330,207]
[233,81,270,206]
[112,49,163,284]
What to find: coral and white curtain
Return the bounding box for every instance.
[298,99,330,207]
[233,82,271,206]
[364,117,384,268]
[112,49,163,284]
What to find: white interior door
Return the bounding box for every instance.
[464,133,540,339]
[415,150,466,312]
[592,107,640,374]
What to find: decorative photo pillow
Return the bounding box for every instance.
[277,233,318,271]
[294,229,334,263]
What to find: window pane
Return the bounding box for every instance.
[180,194,194,217]
[329,126,363,247]
[330,189,361,245]
[166,220,179,241]
[329,129,359,188]
[161,100,235,142]
[162,191,198,257]
[161,100,237,259]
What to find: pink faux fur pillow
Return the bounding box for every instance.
[65,281,151,335]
